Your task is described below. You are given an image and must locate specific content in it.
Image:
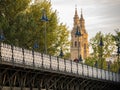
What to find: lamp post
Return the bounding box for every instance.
[33,41,39,49]
[79,54,83,63]
[75,26,82,62]
[59,48,64,58]
[94,60,98,68]
[107,60,111,71]
[0,29,5,41]
[99,36,104,69]
[32,41,39,67]
[41,9,49,54]
[0,29,5,60]
[116,38,120,73]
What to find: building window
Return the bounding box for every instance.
[75,41,77,47]
[75,35,77,38]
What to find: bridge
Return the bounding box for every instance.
[0,43,120,90]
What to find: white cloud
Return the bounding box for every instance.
[51,0,120,39]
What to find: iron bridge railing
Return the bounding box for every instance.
[0,43,120,82]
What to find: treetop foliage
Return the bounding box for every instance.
[0,0,70,57]
[86,31,120,72]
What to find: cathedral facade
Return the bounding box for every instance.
[70,8,89,60]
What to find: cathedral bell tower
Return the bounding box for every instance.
[70,8,89,61]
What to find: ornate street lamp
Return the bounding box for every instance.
[79,54,83,63]
[33,41,39,49]
[94,60,98,68]
[0,29,5,41]
[107,60,111,71]
[0,29,5,59]
[99,36,104,69]
[41,9,49,54]
[59,48,64,58]
[75,26,82,62]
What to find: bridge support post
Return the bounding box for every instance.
[0,73,2,90]
[20,86,23,90]
[20,75,25,90]
[0,86,3,90]
[75,84,80,90]
[36,81,41,90]
[45,83,49,90]
[11,45,14,67]
[30,84,33,90]
[10,85,13,90]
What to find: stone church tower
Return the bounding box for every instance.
[70,8,89,60]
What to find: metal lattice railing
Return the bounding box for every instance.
[0,43,120,82]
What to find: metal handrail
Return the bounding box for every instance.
[0,43,120,82]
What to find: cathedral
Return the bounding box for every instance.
[70,8,89,60]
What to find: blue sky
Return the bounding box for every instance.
[51,0,120,40]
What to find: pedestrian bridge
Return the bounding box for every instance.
[0,43,120,90]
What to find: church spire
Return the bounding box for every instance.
[80,8,84,20]
[75,5,78,16]
[81,9,83,19]
[74,5,79,19]
[74,5,79,26]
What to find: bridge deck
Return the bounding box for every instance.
[0,43,120,90]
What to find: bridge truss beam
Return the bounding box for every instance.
[0,64,120,90]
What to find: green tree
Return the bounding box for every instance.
[111,61,118,72]
[0,0,31,45]
[54,23,70,56]
[86,32,115,69]
[0,0,70,56]
[63,52,70,60]
[27,1,70,55]
[85,56,96,67]
[112,29,120,72]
